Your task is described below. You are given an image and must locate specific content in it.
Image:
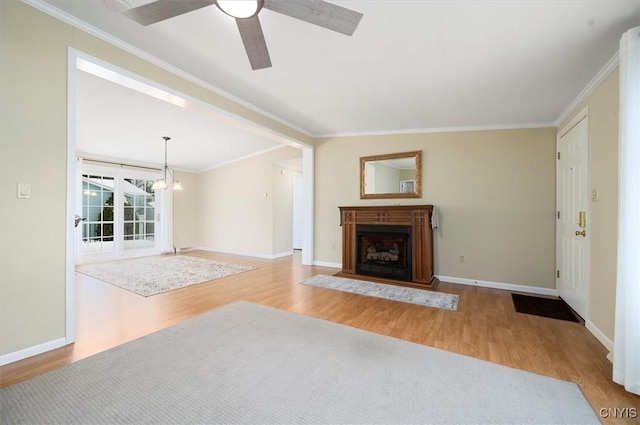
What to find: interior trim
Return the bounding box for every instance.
[199,145,288,173]
[315,122,557,139]
[65,48,78,346]
[0,337,66,366]
[312,261,341,268]
[586,320,613,352]
[437,275,559,297]
[555,52,619,126]
[557,106,588,139]
[196,247,293,260]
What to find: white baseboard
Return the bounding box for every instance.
[272,251,294,259]
[586,320,614,354]
[0,337,67,366]
[437,275,558,297]
[196,246,292,260]
[176,247,196,252]
[313,261,341,268]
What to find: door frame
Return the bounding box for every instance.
[292,173,303,250]
[556,106,590,319]
[65,48,315,345]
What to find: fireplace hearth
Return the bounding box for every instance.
[356,224,411,281]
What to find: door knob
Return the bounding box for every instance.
[74,215,86,228]
[575,230,586,237]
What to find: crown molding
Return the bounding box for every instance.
[198,144,288,173]
[314,122,557,139]
[22,0,313,139]
[554,52,619,126]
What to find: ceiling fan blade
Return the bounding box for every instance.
[263,0,363,36]
[236,16,272,70]
[123,0,215,26]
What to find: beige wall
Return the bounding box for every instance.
[315,128,557,288]
[558,69,620,341]
[0,1,309,357]
[196,147,301,257]
[173,171,199,250]
[1,0,71,355]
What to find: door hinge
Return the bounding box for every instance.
[557,152,561,160]
[557,270,560,278]
[557,211,560,219]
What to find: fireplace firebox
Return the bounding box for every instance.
[356,224,411,281]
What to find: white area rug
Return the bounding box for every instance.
[1,301,599,424]
[76,255,255,297]
[301,274,459,311]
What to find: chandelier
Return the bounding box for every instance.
[152,136,182,191]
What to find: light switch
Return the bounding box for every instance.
[17,183,31,199]
[591,189,599,202]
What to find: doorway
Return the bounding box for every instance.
[556,109,589,319]
[65,49,315,346]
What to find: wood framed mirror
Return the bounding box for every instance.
[360,151,422,199]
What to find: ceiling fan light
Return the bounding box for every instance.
[216,0,262,19]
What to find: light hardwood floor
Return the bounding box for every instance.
[1,250,639,423]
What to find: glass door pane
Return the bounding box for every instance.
[123,178,156,251]
[80,174,115,255]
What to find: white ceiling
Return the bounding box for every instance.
[33,0,640,171]
[76,70,286,172]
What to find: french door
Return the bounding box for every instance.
[78,164,167,264]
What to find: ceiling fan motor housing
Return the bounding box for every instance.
[215,0,264,19]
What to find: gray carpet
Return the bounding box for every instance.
[301,274,459,310]
[1,301,599,424]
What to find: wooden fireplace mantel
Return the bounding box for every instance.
[338,205,438,290]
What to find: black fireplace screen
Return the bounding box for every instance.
[356,224,411,281]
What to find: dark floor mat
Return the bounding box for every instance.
[511,293,581,323]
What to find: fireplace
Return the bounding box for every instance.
[356,224,411,281]
[338,205,437,289]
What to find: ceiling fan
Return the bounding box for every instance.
[121,0,364,70]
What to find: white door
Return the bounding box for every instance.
[292,174,303,250]
[556,114,589,318]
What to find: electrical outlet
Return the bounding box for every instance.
[458,255,465,263]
